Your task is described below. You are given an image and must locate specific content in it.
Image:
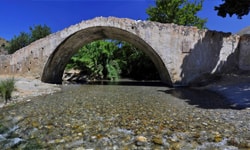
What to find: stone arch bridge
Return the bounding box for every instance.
[0,17,250,86]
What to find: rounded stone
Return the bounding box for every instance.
[152,135,163,145]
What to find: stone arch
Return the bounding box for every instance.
[41,26,172,85]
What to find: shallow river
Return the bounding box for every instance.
[0,82,249,149]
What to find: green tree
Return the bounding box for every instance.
[67,40,124,81]
[30,24,51,43]
[8,32,30,54]
[146,0,207,29]
[215,0,250,19]
[67,40,159,81]
[7,24,51,54]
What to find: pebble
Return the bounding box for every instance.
[136,135,147,143]
[213,132,222,142]
[0,84,249,149]
[152,135,163,145]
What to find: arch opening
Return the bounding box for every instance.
[64,39,160,82]
[41,26,172,85]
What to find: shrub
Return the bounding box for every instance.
[7,24,51,54]
[0,78,15,103]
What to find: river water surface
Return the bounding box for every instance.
[0,82,249,149]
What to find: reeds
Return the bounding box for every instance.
[0,78,15,104]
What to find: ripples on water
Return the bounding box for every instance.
[0,81,249,149]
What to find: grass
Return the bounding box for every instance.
[0,77,15,104]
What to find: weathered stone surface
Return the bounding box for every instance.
[239,35,250,70]
[0,17,248,86]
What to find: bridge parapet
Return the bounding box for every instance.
[0,17,248,86]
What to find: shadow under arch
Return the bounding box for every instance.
[41,26,172,85]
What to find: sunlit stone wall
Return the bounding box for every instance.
[0,17,247,86]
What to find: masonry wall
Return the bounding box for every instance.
[0,17,249,86]
[177,30,241,85]
[239,34,250,70]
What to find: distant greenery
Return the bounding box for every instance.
[7,24,51,54]
[0,78,15,104]
[7,32,30,54]
[66,40,159,81]
[146,0,207,29]
[67,40,123,81]
[29,25,51,43]
[116,41,159,80]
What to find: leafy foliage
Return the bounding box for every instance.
[29,24,51,43]
[66,40,159,81]
[106,60,122,81]
[67,40,123,81]
[215,0,250,19]
[7,24,51,54]
[8,32,30,54]
[0,78,15,103]
[146,0,206,29]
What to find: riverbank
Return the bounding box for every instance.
[204,73,250,109]
[1,74,250,109]
[0,74,249,149]
[0,76,61,108]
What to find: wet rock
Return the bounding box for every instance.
[170,142,181,150]
[169,134,179,142]
[31,121,39,128]
[1,137,24,149]
[74,147,85,150]
[0,83,249,149]
[152,135,163,145]
[197,140,239,150]
[12,116,24,124]
[135,135,147,146]
[213,132,222,142]
[136,135,147,142]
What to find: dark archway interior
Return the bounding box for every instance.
[41,26,172,85]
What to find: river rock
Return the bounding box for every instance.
[135,135,147,146]
[152,135,163,145]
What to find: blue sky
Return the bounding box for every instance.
[0,0,249,41]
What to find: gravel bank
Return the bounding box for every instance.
[0,76,61,108]
[0,74,249,149]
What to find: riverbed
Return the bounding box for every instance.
[0,80,249,149]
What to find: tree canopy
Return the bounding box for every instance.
[215,0,250,19]
[146,0,207,29]
[8,32,30,54]
[29,25,51,43]
[7,24,51,54]
[66,40,159,81]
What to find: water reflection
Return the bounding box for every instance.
[64,79,249,110]
[160,88,247,110]
[1,80,249,149]
[63,79,166,87]
[64,79,250,110]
